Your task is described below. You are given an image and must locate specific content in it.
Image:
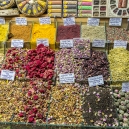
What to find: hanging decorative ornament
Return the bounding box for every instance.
[0,0,15,9]
[16,0,47,16]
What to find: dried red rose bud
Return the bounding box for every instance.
[33,95,39,100]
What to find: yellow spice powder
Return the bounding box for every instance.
[31,23,56,49]
[0,24,8,41]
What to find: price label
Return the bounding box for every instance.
[15,17,27,25]
[39,17,51,25]
[114,40,127,49]
[87,18,100,26]
[88,75,104,87]
[109,18,122,26]
[59,73,75,83]
[92,40,105,48]
[122,82,129,92]
[1,70,15,81]
[37,39,49,46]
[63,17,75,26]
[0,17,5,24]
[11,39,24,48]
[60,39,73,48]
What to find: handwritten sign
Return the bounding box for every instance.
[63,17,75,26]
[87,18,100,26]
[16,17,27,25]
[0,17,5,24]
[37,39,49,46]
[92,40,105,48]
[122,82,129,92]
[109,18,122,26]
[88,75,104,87]
[1,70,15,81]
[59,73,75,83]
[114,40,127,49]
[11,39,24,48]
[39,17,51,25]
[60,39,73,48]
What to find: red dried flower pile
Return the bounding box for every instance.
[26,44,55,80]
[1,48,27,78]
[16,79,52,123]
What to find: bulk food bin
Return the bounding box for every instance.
[6,20,33,49]
[31,20,56,50]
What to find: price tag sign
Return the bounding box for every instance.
[114,40,127,49]
[11,39,24,48]
[122,82,129,92]
[109,18,122,26]
[63,17,75,26]
[0,17,5,24]
[37,39,49,46]
[1,70,15,81]
[92,40,105,48]
[39,17,51,25]
[60,39,73,48]
[15,17,27,25]
[88,75,104,87]
[87,18,100,26]
[59,73,75,83]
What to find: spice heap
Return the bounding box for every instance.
[0,80,24,122]
[55,49,84,81]
[113,89,129,127]
[82,86,118,126]
[72,38,91,59]
[0,0,15,9]
[81,25,106,42]
[108,48,129,86]
[26,44,55,80]
[106,27,129,43]
[1,48,28,79]
[13,79,52,123]
[78,0,92,17]
[8,24,32,42]
[56,24,80,42]
[0,24,8,41]
[31,23,56,49]
[82,51,110,81]
[47,84,84,124]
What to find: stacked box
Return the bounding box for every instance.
[63,0,77,17]
[48,0,62,17]
[78,0,92,17]
[92,0,107,17]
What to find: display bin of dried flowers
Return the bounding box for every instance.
[56,21,81,49]
[81,21,107,51]
[80,49,111,84]
[6,20,33,49]
[107,46,129,88]
[105,21,129,52]
[31,21,57,50]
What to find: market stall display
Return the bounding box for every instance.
[16,0,47,16]
[0,0,15,9]
[82,50,110,81]
[113,89,129,127]
[31,23,56,49]
[63,0,77,17]
[92,0,107,17]
[108,48,129,87]
[82,86,118,126]
[78,0,92,17]
[48,0,62,17]
[81,25,106,42]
